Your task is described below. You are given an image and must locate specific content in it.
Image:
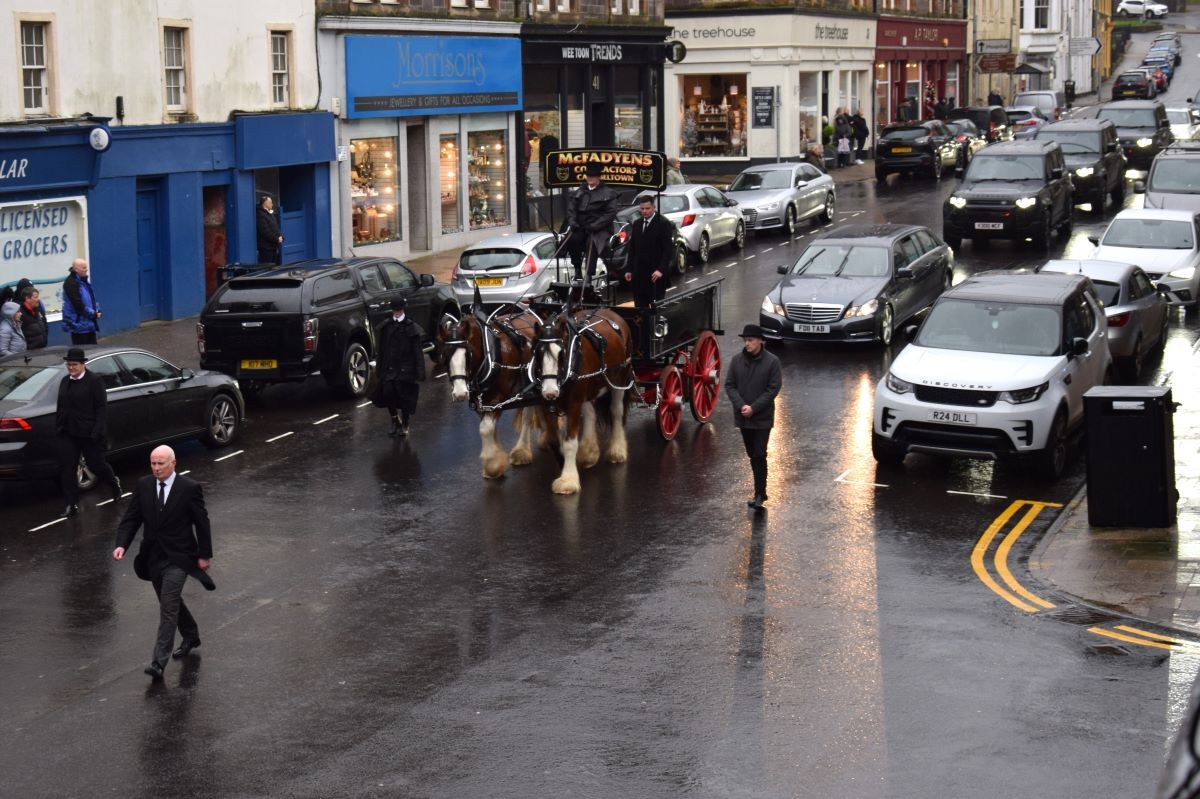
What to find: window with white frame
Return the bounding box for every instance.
[20,22,49,114]
[628,0,640,12]
[1033,0,1049,28]
[474,0,491,7]
[270,31,290,108]
[536,0,550,9]
[557,0,570,11]
[451,0,469,6]
[611,0,622,13]
[163,27,188,111]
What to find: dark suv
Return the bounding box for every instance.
[1113,71,1156,100]
[942,140,1074,250]
[946,105,1014,143]
[198,258,457,398]
[1035,118,1127,214]
[1096,100,1173,171]
[874,120,960,181]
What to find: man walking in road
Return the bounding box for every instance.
[113,445,214,682]
[256,194,284,265]
[564,163,619,282]
[371,297,425,437]
[623,194,674,308]
[56,347,121,518]
[724,325,782,512]
[62,259,101,345]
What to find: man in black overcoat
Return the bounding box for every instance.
[623,194,674,308]
[371,297,426,437]
[564,163,620,282]
[256,194,284,265]
[56,346,121,518]
[113,445,214,681]
[724,324,783,512]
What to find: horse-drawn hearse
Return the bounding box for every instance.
[434,148,725,494]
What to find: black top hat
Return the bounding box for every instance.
[389,297,408,311]
[584,163,604,177]
[738,324,765,339]
[63,347,88,363]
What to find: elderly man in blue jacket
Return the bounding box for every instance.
[62,258,101,345]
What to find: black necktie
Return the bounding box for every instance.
[643,219,649,232]
[158,481,166,511]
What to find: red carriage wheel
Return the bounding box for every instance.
[656,365,684,441]
[688,330,721,424]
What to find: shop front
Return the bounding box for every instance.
[664,12,877,175]
[875,17,967,128]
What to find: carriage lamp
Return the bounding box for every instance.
[654,316,668,339]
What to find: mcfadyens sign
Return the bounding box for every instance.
[542,149,667,191]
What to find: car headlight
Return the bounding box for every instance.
[998,382,1049,404]
[758,201,780,212]
[948,195,967,209]
[760,295,784,316]
[1014,196,1038,209]
[1169,265,1196,280]
[845,298,879,318]
[1137,137,1154,147]
[1074,167,1095,178]
[885,372,914,394]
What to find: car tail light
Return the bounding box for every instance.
[520,255,537,277]
[1019,119,1037,127]
[1054,107,1062,120]
[303,317,319,353]
[617,229,628,244]
[955,134,968,143]
[0,418,31,431]
[452,263,460,280]
[196,321,205,355]
[1108,312,1131,327]
[989,121,997,138]
[680,213,696,227]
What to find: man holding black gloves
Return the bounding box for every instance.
[56,347,122,518]
[564,163,619,282]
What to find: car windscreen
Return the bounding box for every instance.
[916,299,1062,356]
[0,366,59,401]
[211,280,303,313]
[788,245,889,278]
[1035,130,1101,153]
[1102,218,1195,249]
[459,248,526,272]
[1091,280,1122,306]
[964,154,1045,180]
[1148,158,1200,193]
[729,170,792,191]
[1098,108,1159,128]
[947,110,988,128]
[881,127,927,141]
[1168,110,1191,125]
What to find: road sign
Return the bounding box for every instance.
[1069,37,1103,56]
[976,39,1012,55]
[977,53,1018,73]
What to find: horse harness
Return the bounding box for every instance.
[445,308,544,412]
[536,309,633,392]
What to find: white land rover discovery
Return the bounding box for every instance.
[872,271,1112,478]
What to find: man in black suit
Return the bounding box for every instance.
[56,346,121,518]
[623,194,674,308]
[113,445,215,681]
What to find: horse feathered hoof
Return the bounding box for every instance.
[577,440,601,469]
[607,448,628,465]
[552,477,581,495]
[509,446,533,466]
[481,452,509,479]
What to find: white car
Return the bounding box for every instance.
[873,271,1112,478]
[725,162,836,235]
[1167,107,1200,142]
[1090,208,1200,311]
[1118,0,1168,17]
[451,232,607,307]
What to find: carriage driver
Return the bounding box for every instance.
[564,163,620,282]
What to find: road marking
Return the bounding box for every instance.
[744,254,756,260]
[833,469,888,488]
[666,286,678,292]
[1114,624,1184,645]
[1089,626,1178,651]
[947,489,1009,499]
[214,449,244,462]
[971,500,1060,613]
[29,518,66,532]
[180,470,191,476]
[313,414,339,425]
[723,263,736,269]
[686,277,698,284]
[762,247,774,252]
[994,503,1056,610]
[266,432,294,443]
[357,400,372,408]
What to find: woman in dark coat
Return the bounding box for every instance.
[370,297,425,437]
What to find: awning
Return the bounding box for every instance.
[1013,62,1050,75]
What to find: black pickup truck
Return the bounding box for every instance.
[197,258,457,398]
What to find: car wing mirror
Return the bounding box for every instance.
[795,179,808,188]
[1088,235,1100,246]
[896,266,915,280]
[419,273,435,287]
[776,265,788,275]
[726,198,738,206]
[1070,337,1089,357]
[1134,180,1146,193]
[180,368,195,381]
[608,233,624,250]
[1158,282,1171,295]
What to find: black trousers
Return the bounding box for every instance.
[258,247,281,265]
[70,332,97,345]
[633,277,666,309]
[740,427,772,497]
[565,229,603,279]
[59,434,117,504]
[151,564,199,667]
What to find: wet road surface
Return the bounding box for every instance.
[6,59,1200,799]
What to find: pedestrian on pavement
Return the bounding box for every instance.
[987,88,1004,107]
[724,324,782,512]
[564,163,620,282]
[256,194,284,265]
[62,258,101,345]
[850,109,869,164]
[623,194,674,309]
[371,297,425,437]
[18,287,48,350]
[665,157,687,185]
[56,347,121,518]
[113,444,214,682]
[0,301,27,356]
[933,98,949,120]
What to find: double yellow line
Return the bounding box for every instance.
[972,500,1186,651]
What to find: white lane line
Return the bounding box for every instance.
[266,431,294,443]
[313,414,339,425]
[666,286,678,292]
[180,470,191,476]
[745,254,757,260]
[723,263,736,269]
[30,517,67,532]
[214,449,244,462]
[834,469,889,488]
[357,400,372,408]
[686,277,698,284]
[947,490,1008,500]
[762,247,774,252]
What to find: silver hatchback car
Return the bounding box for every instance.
[1039,259,1168,380]
[451,232,607,307]
[614,184,745,265]
[725,162,836,236]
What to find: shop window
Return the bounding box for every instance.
[628,0,640,11]
[19,21,50,115]
[350,137,401,245]
[944,62,960,107]
[468,131,509,230]
[798,72,820,144]
[615,66,643,149]
[440,134,462,235]
[611,0,622,12]
[679,74,747,158]
[1033,0,1049,28]
[163,25,189,112]
[525,68,561,193]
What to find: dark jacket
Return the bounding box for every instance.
[850,113,869,140]
[376,316,426,385]
[115,474,215,590]
[55,370,107,440]
[19,298,48,349]
[626,213,675,291]
[567,183,621,234]
[724,347,782,430]
[62,270,99,335]
[987,92,1004,107]
[256,206,282,253]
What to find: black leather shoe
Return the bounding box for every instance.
[388,417,400,437]
[144,662,164,681]
[172,639,201,659]
[747,494,766,511]
[63,504,79,518]
[110,479,122,502]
